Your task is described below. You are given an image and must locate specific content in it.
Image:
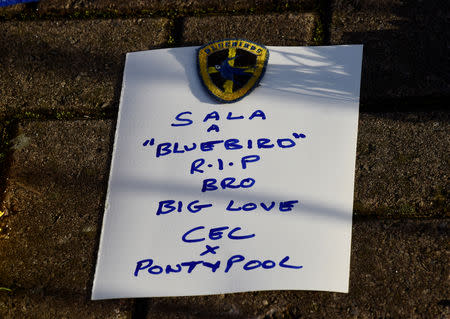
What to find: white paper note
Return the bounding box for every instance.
[92,45,363,299]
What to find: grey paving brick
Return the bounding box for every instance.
[0,120,132,318]
[182,13,318,46]
[143,219,449,318]
[35,0,317,15]
[0,293,132,319]
[355,112,449,217]
[0,2,29,17]
[330,0,449,102]
[0,18,169,115]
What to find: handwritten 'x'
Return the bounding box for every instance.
[199,245,220,256]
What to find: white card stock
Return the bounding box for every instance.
[92,45,363,299]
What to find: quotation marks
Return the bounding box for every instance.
[292,133,306,139]
[142,133,307,161]
[143,138,155,146]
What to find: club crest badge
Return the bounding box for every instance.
[197,39,269,103]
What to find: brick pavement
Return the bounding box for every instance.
[0,18,169,115]
[0,0,448,318]
[330,0,449,102]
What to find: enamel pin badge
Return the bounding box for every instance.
[197,39,269,103]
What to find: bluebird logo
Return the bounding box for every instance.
[197,39,269,103]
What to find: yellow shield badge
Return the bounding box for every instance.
[197,39,269,103]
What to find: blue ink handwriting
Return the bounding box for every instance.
[190,155,260,174]
[226,200,299,212]
[201,177,255,192]
[142,133,306,158]
[133,255,302,277]
[156,200,213,215]
[181,225,255,243]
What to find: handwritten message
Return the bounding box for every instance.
[92,45,363,299]
[134,109,305,277]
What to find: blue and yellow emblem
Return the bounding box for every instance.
[197,39,269,103]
